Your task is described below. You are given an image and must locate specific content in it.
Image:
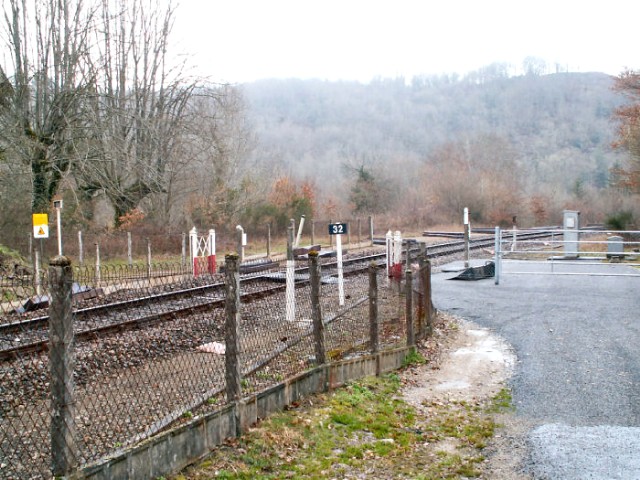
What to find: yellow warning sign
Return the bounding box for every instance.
[33,213,49,239]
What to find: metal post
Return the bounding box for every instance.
[405,269,415,347]
[189,227,198,275]
[224,254,242,404]
[147,238,152,279]
[309,252,326,365]
[49,256,77,476]
[295,215,305,247]
[347,221,351,246]
[369,215,374,246]
[385,230,393,277]
[181,232,186,268]
[405,239,412,268]
[494,226,501,285]
[34,249,42,296]
[127,232,133,266]
[266,223,271,257]
[311,220,315,246]
[336,230,345,306]
[464,207,470,268]
[357,218,362,246]
[286,225,296,322]
[208,229,216,273]
[369,263,379,375]
[95,243,101,285]
[55,205,63,256]
[78,231,84,266]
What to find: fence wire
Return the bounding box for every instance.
[0,254,430,479]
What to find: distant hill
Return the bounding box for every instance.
[243,72,625,200]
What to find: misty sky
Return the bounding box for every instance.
[172,0,639,83]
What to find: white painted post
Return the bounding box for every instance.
[464,207,470,268]
[286,225,296,322]
[236,225,245,263]
[295,215,305,247]
[78,231,84,266]
[336,229,345,306]
[207,229,217,273]
[385,230,393,277]
[34,249,42,296]
[189,227,198,275]
[53,200,62,256]
[494,226,501,285]
[393,231,402,270]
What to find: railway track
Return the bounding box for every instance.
[0,230,554,360]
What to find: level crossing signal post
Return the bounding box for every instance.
[328,222,347,306]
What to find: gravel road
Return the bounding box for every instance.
[431,259,640,479]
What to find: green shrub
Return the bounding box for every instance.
[605,211,634,230]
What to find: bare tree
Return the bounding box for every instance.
[75,0,198,225]
[0,0,94,212]
[178,84,260,228]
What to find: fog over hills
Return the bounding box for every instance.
[242,71,625,224]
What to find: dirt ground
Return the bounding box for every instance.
[402,315,532,479]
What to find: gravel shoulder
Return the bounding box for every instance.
[402,314,531,479]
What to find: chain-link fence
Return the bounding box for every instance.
[0,251,432,479]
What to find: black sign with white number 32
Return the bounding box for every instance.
[328,223,348,235]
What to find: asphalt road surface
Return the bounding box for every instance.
[432,259,640,479]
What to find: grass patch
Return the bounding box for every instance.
[172,375,513,480]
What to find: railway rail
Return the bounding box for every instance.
[0,229,554,361]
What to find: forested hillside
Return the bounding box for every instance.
[243,71,627,226]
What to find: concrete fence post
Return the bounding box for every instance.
[423,258,433,336]
[309,252,326,365]
[368,263,379,374]
[224,254,242,406]
[405,269,415,347]
[236,225,245,263]
[49,256,77,476]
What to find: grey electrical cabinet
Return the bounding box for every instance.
[563,210,580,258]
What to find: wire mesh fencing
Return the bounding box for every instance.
[0,251,433,479]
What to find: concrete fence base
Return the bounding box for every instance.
[81,346,411,480]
